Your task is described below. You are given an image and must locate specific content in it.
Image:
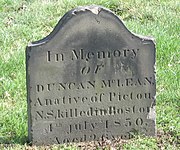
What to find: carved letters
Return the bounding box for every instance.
[34,105,151,120]
[26,6,156,145]
[36,76,155,92]
[47,48,139,62]
[34,91,152,107]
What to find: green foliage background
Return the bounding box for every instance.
[0,0,179,149]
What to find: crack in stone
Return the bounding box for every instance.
[72,5,101,15]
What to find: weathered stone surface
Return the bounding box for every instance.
[26,5,156,145]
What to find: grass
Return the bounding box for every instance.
[0,0,179,149]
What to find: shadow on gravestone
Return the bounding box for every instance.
[26,5,156,145]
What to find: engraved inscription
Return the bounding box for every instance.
[34,91,152,107]
[34,105,151,120]
[27,6,156,145]
[36,76,155,92]
[71,48,139,61]
[47,51,65,62]
[46,48,140,63]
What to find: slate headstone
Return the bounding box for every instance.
[26,5,156,145]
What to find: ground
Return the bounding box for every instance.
[0,0,179,149]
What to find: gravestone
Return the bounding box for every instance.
[26,5,156,145]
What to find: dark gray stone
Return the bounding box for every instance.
[26,5,156,145]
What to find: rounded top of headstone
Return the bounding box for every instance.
[28,5,155,47]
